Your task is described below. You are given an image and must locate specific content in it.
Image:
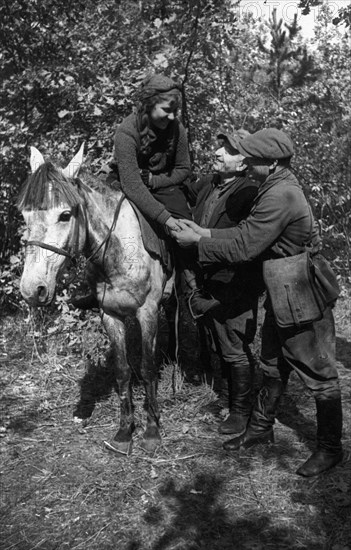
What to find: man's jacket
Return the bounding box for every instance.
[185,173,262,300]
[198,168,321,267]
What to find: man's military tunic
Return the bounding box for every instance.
[197,168,340,399]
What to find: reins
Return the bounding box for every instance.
[86,192,125,263]
[25,240,72,258]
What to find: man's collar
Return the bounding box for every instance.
[258,166,292,193]
[216,173,240,189]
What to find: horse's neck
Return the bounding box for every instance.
[82,189,131,266]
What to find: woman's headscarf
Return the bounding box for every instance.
[137,74,181,102]
[135,74,182,158]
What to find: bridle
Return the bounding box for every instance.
[25,240,73,259]
[25,204,85,262]
[25,192,126,263]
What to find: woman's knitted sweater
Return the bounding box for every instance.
[113,112,191,225]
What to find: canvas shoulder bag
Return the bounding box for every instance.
[263,251,325,328]
[262,203,333,328]
[312,254,340,307]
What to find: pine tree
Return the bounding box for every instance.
[257,8,316,102]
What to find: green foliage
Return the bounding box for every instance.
[332,4,351,28]
[298,0,351,26]
[298,0,323,16]
[0,0,350,312]
[0,252,24,312]
[257,9,317,100]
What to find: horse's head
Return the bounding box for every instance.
[18,144,86,306]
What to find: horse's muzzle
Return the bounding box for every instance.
[20,282,53,307]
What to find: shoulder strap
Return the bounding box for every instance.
[304,203,317,252]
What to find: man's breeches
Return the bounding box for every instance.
[210,295,258,364]
[260,301,340,399]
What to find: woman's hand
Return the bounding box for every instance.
[177,219,211,238]
[165,217,183,232]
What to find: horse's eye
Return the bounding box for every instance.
[59,211,72,222]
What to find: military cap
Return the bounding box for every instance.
[217,128,251,151]
[236,128,294,159]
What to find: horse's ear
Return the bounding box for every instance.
[30,146,45,173]
[62,142,85,179]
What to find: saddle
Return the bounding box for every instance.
[129,203,173,275]
[104,170,172,274]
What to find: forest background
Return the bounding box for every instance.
[0,0,350,309]
[0,2,351,548]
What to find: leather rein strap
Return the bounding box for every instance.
[26,192,126,262]
[26,206,82,259]
[25,240,72,258]
[86,192,125,263]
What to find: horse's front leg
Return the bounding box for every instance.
[137,302,161,453]
[102,313,134,455]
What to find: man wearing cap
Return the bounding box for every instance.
[172,128,343,477]
[184,129,263,437]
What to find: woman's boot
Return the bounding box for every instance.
[218,364,253,436]
[296,397,343,477]
[179,268,221,319]
[70,293,99,310]
[223,375,285,451]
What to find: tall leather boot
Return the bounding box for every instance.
[223,375,285,451]
[179,268,221,319]
[70,293,99,310]
[296,397,343,477]
[217,376,229,409]
[217,360,230,408]
[219,364,253,436]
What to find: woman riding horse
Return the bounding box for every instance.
[73,73,220,319]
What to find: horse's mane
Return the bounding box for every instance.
[17,161,90,211]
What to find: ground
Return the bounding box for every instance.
[0,295,350,550]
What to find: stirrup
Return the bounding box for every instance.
[188,291,204,320]
[187,289,221,320]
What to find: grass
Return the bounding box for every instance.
[0,296,350,550]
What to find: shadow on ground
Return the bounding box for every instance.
[125,472,327,550]
[291,457,351,548]
[73,353,119,419]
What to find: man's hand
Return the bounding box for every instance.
[170,223,202,247]
[177,219,211,238]
[165,217,183,232]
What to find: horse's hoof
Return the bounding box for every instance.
[73,403,95,419]
[104,439,133,456]
[140,438,161,454]
[140,427,162,454]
